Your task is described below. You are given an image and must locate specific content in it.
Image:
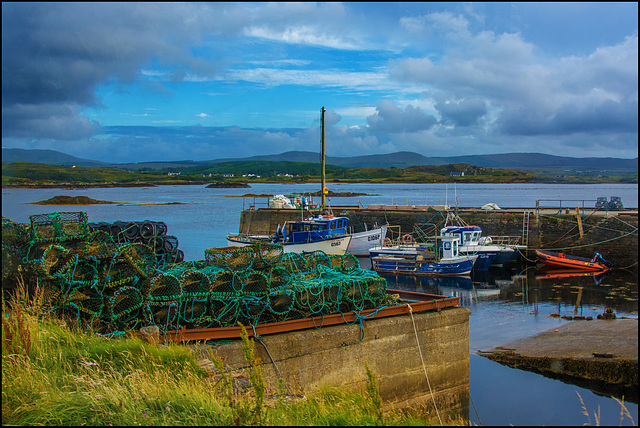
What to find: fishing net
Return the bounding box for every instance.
[3,211,402,338]
[205,246,254,271]
[30,212,90,242]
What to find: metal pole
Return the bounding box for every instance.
[321,106,326,210]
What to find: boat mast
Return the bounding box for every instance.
[321,106,326,210]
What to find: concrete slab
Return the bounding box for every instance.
[477,318,638,402]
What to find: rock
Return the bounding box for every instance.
[139,325,160,344]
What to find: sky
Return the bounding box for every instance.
[2,2,638,164]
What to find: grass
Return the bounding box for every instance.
[2,279,447,426]
[3,278,635,426]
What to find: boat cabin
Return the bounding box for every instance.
[276,215,348,243]
[436,235,461,259]
[441,225,482,247]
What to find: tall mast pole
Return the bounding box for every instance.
[321,106,326,210]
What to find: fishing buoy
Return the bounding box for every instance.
[323,186,329,194]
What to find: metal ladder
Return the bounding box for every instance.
[522,210,530,248]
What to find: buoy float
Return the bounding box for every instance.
[402,234,414,244]
[323,187,329,194]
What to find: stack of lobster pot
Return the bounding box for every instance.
[88,220,184,263]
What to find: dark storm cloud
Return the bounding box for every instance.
[435,98,487,127]
[1,3,229,140]
[366,100,437,133]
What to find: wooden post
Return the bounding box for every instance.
[576,207,583,239]
[574,287,583,314]
[321,106,326,210]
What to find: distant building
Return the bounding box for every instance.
[167,171,181,176]
[450,171,464,177]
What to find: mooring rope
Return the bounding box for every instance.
[406,303,442,426]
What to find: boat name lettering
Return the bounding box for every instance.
[367,234,380,241]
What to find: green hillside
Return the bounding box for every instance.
[1,159,636,187]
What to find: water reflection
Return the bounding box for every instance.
[377,260,638,316]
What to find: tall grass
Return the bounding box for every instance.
[2,279,443,426]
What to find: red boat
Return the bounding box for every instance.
[535,250,612,271]
[535,266,610,281]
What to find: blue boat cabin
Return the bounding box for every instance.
[276,215,348,243]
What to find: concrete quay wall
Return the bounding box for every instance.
[237,208,638,271]
[197,307,471,422]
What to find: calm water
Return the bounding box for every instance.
[2,183,638,426]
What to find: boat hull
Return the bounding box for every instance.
[347,226,387,256]
[227,234,352,255]
[371,254,477,276]
[535,250,610,271]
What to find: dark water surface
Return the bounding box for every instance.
[2,183,637,426]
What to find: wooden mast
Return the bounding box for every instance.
[321,106,326,210]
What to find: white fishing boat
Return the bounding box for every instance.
[227,215,352,255]
[370,236,478,276]
[346,225,387,256]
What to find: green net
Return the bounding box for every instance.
[3,212,402,338]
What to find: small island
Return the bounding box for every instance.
[206,182,251,188]
[25,195,122,205]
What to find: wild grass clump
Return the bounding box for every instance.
[2,279,442,426]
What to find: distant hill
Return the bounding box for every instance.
[2,148,637,172]
[1,148,108,168]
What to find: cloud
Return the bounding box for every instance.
[435,98,488,127]
[391,11,638,142]
[366,100,438,133]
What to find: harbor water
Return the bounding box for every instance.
[2,182,637,425]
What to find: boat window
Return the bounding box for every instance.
[463,232,472,243]
[444,242,451,250]
[472,232,480,242]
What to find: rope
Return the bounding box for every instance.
[406,303,442,426]
[470,392,482,425]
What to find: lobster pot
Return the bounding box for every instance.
[116,243,157,279]
[123,222,140,241]
[163,235,179,253]
[139,221,158,240]
[40,244,73,276]
[238,270,270,296]
[303,250,331,271]
[205,246,254,271]
[107,286,143,324]
[170,248,185,263]
[110,221,129,244]
[203,269,238,295]
[209,298,242,327]
[143,273,182,302]
[81,230,118,260]
[273,252,306,273]
[250,242,283,270]
[29,212,90,242]
[266,266,291,290]
[179,270,211,298]
[101,259,140,289]
[145,301,180,331]
[179,296,209,326]
[236,295,269,326]
[339,253,360,272]
[294,281,327,314]
[1,218,30,249]
[63,259,99,287]
[68,286,104,318]
[268,288,295,316]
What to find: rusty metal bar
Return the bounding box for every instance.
[160,290,460,343]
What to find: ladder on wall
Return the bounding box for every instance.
[522,210,530,248]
